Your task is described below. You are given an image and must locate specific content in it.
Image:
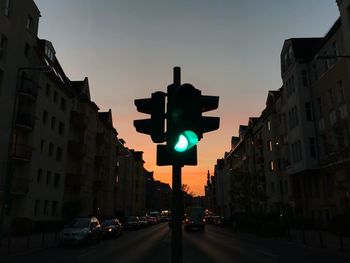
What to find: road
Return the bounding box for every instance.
[3,223,350,263]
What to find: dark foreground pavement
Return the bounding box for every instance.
[2,223,350,263]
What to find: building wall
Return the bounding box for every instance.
[0,0,40,226]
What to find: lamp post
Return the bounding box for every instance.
[0,66,51,246]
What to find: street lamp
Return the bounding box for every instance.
[0,66,51,246]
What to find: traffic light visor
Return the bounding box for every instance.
[174,130,198,152]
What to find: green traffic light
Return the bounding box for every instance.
[174,130,198,152]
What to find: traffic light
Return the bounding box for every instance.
[156,83,220,166]
[134,91,166,143]
[133,68,219,166]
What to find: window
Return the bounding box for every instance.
[53,90,58,103]
[269,160,274,171]
[323,51,330,71]
[56,147,62,161]
[317,97,323,118]
[37,168,43,183]
[348,5,350,32]
[60,98,66,111]
[315,177,320,198]
[270,182,275,194]
[284,181,288,194]
[332,40,338,64]
[305,102,312,121]
[52,201,58,216]
[46,171,51,185]
[268,140,273,151]
[328,88,335,109]
[58,122,64,135]
[292,140,303,163]
[0,69,3,95]
[40,140,45,153]
[267,120,271,131]
[0,34,8,60]
[45,45,55,61]
[4,0,11,16]
[24,43,30,57]
[45,84,50,97]
[43,111,48,124]
[336,80,345,104]
[54,174,60,187]
[26,16,33,30]
[312,63,318,81]
[43,200,49,216]
[280,181,283,195]
[288,106,299,129]
[51,116,56,130]
[34,200,40,216]
[309,137,316,158]
[49,143,53,156]
[301,70,308,87]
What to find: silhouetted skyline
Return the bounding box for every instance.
[35,0,339,195]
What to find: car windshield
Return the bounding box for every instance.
[127,217,138,222]
[66,218,90,228]
[101,220,114,226]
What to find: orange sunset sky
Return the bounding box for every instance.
[34,0,339,195]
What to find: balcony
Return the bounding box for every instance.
[17,78,38,100]
[65,172,82,190]
[95,155,106,167]
[96,132,107,145]
[11,176,29,195]
[68,140,86,158]
[93,179,102,192]
[15,112,35,130]
[11,144,32,161]
[70,111,87,130]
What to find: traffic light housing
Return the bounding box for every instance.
[133,68,219,166]
[134,91,166,143]
[156,83,220,166]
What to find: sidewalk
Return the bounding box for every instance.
[0,232,59,259]
[287,229,350,252]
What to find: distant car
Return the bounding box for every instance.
[160,215,169,222]
[125,216,140,230]
[184,207,205,232]
[139,216,149,228]
[101,219,123,238]
[212,216,223,226]
[145,216,156,226]
[61,217,102,245]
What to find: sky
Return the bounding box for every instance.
[34,0,340,195]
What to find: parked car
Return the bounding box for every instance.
[101,219,123,238]
[139,216,149,228]
[61,217,102,245]
[125,216,140,230]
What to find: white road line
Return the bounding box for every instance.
[76,249,97,259]
[253,248,279,258]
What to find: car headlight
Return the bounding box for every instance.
[108,228,112,232]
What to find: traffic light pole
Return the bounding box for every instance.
[171,66,183,263]
[171,164,183,263]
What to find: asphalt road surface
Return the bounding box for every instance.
[3,223,350,263]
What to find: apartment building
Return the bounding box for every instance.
[210,7,350,223]
[0,0,75,227]
[309,18,350,222]
[95,110,118,217]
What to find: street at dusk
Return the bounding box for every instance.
[3,223,350,263]
[1,0,350,262]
